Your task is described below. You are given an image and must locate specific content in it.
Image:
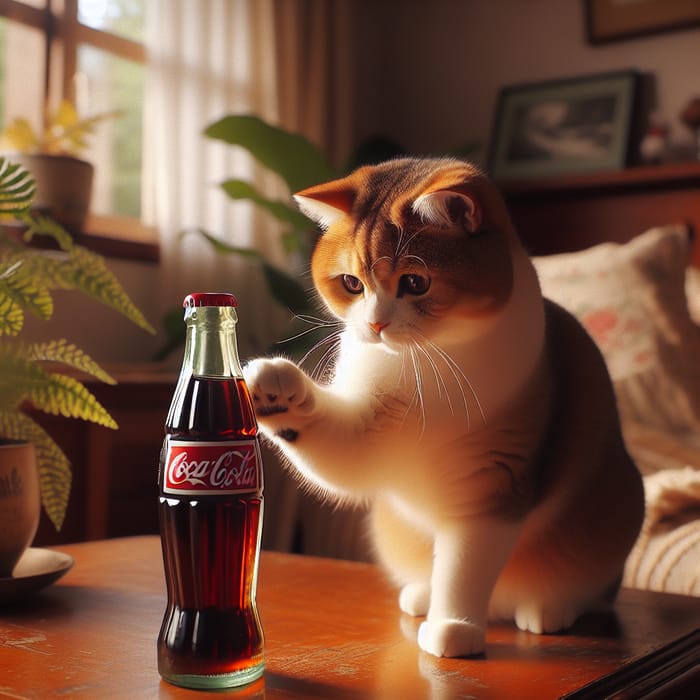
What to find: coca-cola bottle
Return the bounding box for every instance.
[157,292,264,689]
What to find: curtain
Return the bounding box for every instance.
[143,0,285,360]
[143,0,354,361]
[142,0,357,557]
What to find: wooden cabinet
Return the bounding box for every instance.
[500,162,700,264]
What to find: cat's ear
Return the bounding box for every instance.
[412,187,481,233]
[294,180,356,231]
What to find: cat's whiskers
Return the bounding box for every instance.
[278,315,342,346]
[422,335,487,427]
[370,255,394,272]
[406,344,427,436]
[303,331,343,381]
[412,339,454,415]
[395,227,426,259]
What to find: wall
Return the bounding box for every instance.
[23,1,700,369]
[350,0,700,164]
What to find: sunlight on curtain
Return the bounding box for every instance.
[143,0,288,359]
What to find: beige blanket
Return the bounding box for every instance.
[624,466,700,595]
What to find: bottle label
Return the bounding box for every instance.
[163,439,262,496]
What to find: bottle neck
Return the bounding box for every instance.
[182,305,243,378]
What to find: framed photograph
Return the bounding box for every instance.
[585,0,700,44]
[488,70,640,182]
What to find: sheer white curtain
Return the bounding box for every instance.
[143,0,355,358]
[143,0,288,359]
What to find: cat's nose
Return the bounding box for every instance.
[369,321,390,335]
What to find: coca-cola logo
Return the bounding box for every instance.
[163,440,261,495]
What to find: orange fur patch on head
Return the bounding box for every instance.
[305,158,519,322]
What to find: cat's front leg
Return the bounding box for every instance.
[420,519,519,658]
[243,357,318,441]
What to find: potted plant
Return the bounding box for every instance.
[0,156,154,537]
[0,100,118,231]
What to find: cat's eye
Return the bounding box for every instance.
[341,274,364,295]
[399,273,431,296]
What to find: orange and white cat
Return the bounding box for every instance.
[243,157,644,658]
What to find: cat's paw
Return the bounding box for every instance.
[243,358,316,432]
[417,618,486,658]
[514,603,578,635]
[399,582,431,617]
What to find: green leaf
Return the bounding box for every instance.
[0,259,53,332]
[22,212,74,252]
[261,262,311,315]
[26,339,116,385]
[0,294,24,336]
[49,245,155,334]
[28,372,118,429]
[0,411,71,531]
[204,114,335,193]
[0,343,44,411]
[0,158,35,216]
[220,179,313,230]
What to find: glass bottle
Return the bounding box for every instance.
[157,292,264,689]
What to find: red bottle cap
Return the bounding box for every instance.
[183,293,238,308]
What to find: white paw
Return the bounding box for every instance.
[399,582,430,617]
[418,619,485,658]
[514,603,578,634]
[243,358,315,435]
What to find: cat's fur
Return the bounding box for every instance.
[243,157,645,657]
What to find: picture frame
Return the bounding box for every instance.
[487,70,640,182]
[585,0,700,44]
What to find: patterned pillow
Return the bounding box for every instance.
[533,224,700,433]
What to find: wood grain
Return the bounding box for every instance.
[502,161,700,267]
[1,536,699,698]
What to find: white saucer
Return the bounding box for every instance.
[0,547,74,605]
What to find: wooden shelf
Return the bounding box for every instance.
[499,162,700,264]
[500,161,700,198]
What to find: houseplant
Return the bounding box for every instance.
[0,100,119,231]
[0,156,154,532]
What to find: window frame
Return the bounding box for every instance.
[0,0,158,262]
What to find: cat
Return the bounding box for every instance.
[243,157,645,658]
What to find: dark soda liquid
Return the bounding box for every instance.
[157,376,264,688]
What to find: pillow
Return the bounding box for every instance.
[533,224,700,433]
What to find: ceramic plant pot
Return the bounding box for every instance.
[0,441,40,578]
[12,153,94,232]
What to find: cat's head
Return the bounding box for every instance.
[295,157,525,350]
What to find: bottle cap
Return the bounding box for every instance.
[183,293,238,308]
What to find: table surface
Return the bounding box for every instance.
[1,535,700,699]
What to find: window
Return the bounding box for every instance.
[0,0,156,260]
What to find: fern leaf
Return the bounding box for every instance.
[22,213,74,252]
[61,245,154,333]
[0,158,35,216]
[0,292,24,336]
[0,411,71,531]
[0,342,54,411]
[28,373,118,429]
[26,339,116,385]
[0,258,53,328]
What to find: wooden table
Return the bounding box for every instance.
[1,536,699,699]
